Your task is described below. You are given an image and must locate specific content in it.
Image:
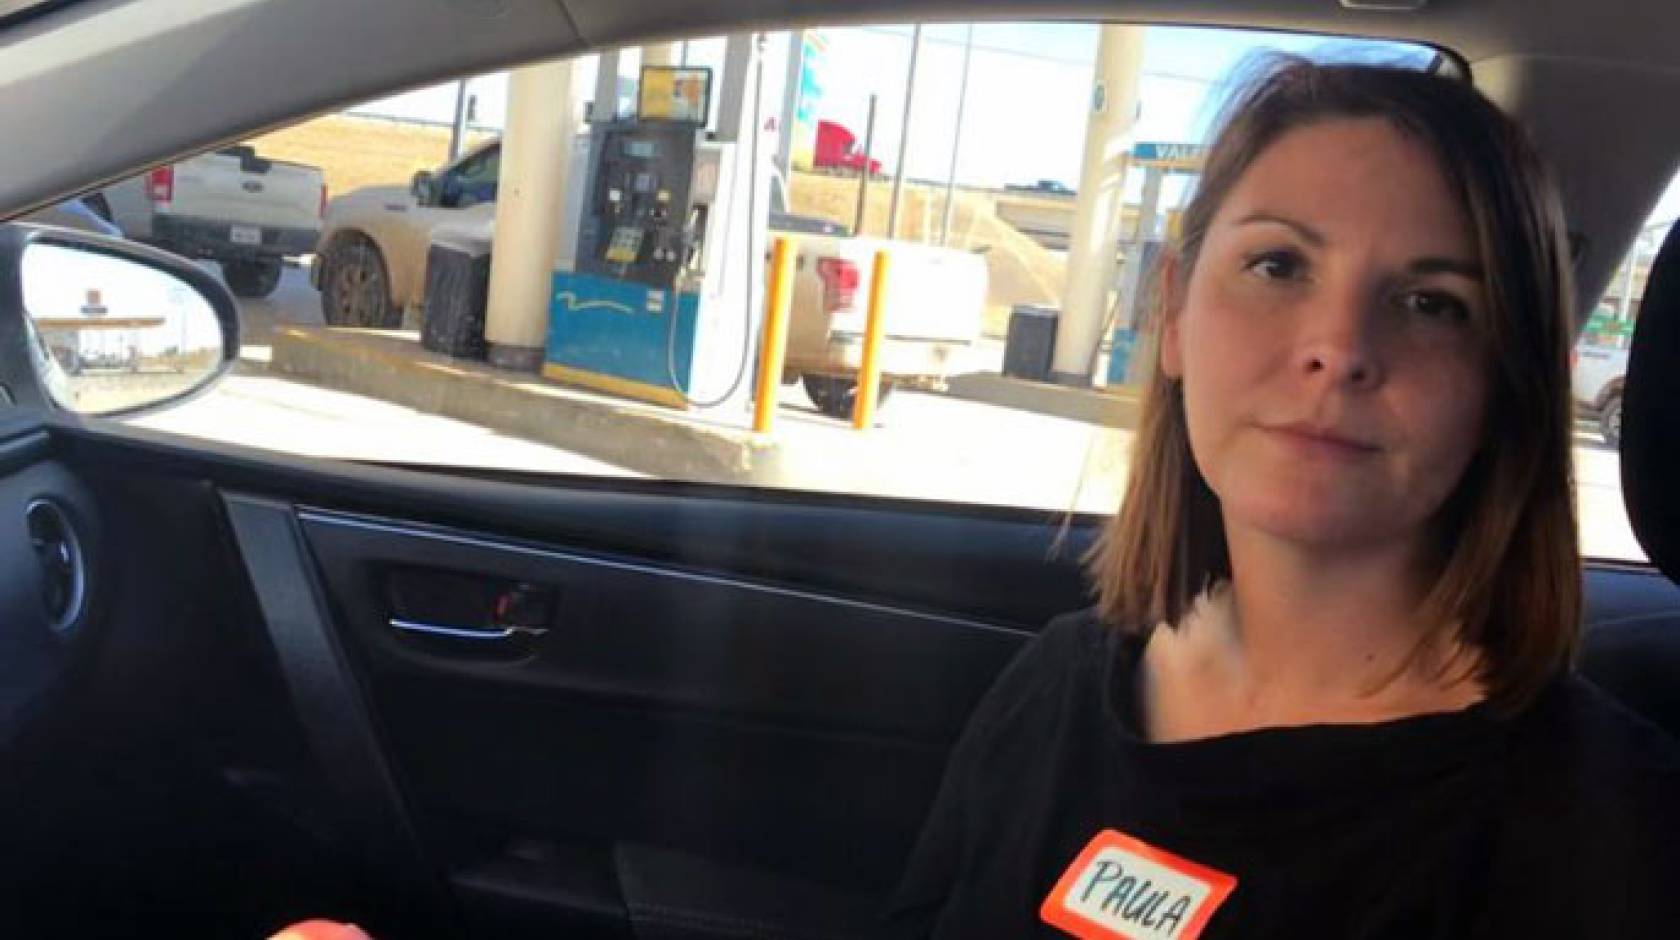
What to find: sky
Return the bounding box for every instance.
[22,244,222,355]
[349,21,1680,226]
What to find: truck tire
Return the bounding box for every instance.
[802,374,892,420]
[1600,391,1623,449]
[223,258,283,299]
[321,236,399,328]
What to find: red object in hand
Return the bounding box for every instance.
[267,920,373,940]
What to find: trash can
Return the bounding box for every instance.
[1002,304,1059,381]
[420,223,494,360]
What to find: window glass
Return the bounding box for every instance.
[112,22,1444,522]
[1573,197,1673,562]
[455,148,499,187]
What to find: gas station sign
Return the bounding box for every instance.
[1133,142,1207,172]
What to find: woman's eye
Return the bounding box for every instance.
[1243,250,1305,281]
[1399,290,1471,324]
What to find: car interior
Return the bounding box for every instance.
[0,0,1679,937]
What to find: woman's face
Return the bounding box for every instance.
[1162,117,1490,554]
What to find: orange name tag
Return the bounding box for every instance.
[1040,829,1237,940]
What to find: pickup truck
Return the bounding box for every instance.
[1575,337,1629,447]
[316,139,987,419]
[89,145,325,299]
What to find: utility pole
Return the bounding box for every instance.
[853,94,878,236]
[448,79,470,160]
[939,24,975,247]
[886,24,923,240]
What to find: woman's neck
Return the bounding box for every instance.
[1140,524,1484,743]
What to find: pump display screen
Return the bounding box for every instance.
[637,66,712,124]
[624,140,658,159]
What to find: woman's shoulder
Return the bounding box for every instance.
[1490,675,1680,925]
[957,607,1130,749]
[1512,673,1680,779]
[1501,673,1680,848]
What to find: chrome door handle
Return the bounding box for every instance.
[388,617,549,641]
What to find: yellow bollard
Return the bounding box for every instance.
[752,236,798,435]
[852,249,891,430]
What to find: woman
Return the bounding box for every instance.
[889,57,1680,938]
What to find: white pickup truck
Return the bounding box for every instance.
[315,139,986,418]
[1575,337,1629,447]
[89,145,325,299]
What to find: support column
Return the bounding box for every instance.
[775,31,805,187]
[1050,25,1145,387]
[483,58,578,372]
[592,50,619,122]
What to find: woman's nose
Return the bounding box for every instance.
[1294,288,1383,390]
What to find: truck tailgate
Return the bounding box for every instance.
[163,149,323,231]
[832,238,987,342]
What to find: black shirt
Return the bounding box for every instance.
[889,608,1680,938]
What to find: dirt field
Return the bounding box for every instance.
[247,114,1066,337]
[244,114,495,201]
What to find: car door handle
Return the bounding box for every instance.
[388,617,549,641]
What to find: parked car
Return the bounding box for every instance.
[1575,337,1630,446]
[89,145,325,299]
[311,139,501,328]
[1006,179,1076,196]
[318,140,988,417]
[20,197,122,238]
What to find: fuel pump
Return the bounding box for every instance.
[544,44,769,410]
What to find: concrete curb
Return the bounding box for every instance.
[941,372,1140,428]
[270,326,782,484]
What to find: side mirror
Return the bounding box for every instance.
[5,224,238,417]
[411,169,436,205]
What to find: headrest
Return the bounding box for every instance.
[1621,220,1680,582]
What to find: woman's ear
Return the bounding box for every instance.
[1159,252,1186,380]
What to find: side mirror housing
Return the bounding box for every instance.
[411,169,436,205]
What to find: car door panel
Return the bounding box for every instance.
[52,415,1080,937]
[225,492,1066,938]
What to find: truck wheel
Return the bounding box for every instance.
[802,375,892,420]
[1600,392,1623,448]
[223,258,283,299]
[321,236,399,328]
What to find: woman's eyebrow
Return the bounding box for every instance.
[1234,211,1325,246]
[1236,211,1484,279]
[1408,257,1484,279]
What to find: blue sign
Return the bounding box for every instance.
[1133,142,1207,168]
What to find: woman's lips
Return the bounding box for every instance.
[1261,422,1381,458]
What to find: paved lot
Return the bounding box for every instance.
[132,265,1647,562]
[135,266,638,477]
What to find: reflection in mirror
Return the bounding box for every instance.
[22,243,227,415]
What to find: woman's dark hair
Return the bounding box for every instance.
[1088,55,1579,713]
